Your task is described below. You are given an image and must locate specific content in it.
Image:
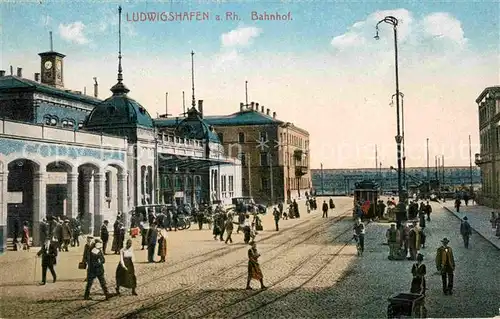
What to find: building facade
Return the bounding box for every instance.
[475,86,500,208]
[0,49,241,252]
[156,102,311,204]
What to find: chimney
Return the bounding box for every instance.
[273,111,276,119]
[10,66,13,75]
[250,101,255,110]
[93,77,98,98]
[16,67,22,77]
[240,102,244,111]
[0,70,5,77]
[198,100,204,118]
[261,105,264,113]
[266,108,270,115]
[256,102,259,111]
[34,73,40,82]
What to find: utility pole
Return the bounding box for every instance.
[269,152,274,204]
[426,138,430,187]
[441,155,445,188]
[320,163,324,194]
[375,144,378,181]
[469,135,473,192]
[245,80,249,106]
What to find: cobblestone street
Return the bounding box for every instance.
[1,198,499,318]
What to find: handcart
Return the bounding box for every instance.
[387,293,427,318]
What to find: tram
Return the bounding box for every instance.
[353,180,380,219]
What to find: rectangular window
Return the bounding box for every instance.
[221,175,227,198]
[239,152,246,166]
[260,131,267,142]
[261,177,268,191]
[105,171,111,198]
[229,176,234,197]
[260,152,268,166]
[238,132,245,143]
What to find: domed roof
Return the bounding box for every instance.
[84,93,153,128]
[176,107,220,143]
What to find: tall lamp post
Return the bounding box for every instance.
[375,16,404,206]
[392,92,405,189]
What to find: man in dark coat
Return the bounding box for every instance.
[460,217,472,249]
[435,237,455,295]
[292,199,300,218]
[37,238,58,285]
[147,223,158,263]
[329,198,335,209]
[425,201,432,221]
[100,220,109,254]
[40,218,49,243]
[84,239,110,300]
[322,200,329,218]
[273,207,280,231]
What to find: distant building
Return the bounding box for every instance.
[156,102,311,204]
[475,86,500,208]
[311,166,481,195]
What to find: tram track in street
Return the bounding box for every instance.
[116,209,354,318]
[32,204,350,319]
[194,216,364,319]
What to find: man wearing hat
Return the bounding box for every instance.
[435,238,455,295]
[386,223,399,260]
[460,216,472,249]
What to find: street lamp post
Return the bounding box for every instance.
[375,16,405,207]
[392,92,406,189]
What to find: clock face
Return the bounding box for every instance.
[44,61,53,70]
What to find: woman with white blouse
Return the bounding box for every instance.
[115,239,137,296]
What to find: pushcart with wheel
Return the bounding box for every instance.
[387,293,427,318]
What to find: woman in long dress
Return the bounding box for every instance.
[246,241,266,290]
[410,253,426,295]
[157,229,167,263]
[115,239,137,296]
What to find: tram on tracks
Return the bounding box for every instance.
[353,180,380,220]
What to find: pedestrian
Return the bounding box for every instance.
[386,223,399,260]
[40,218,49,243]
[490,212,497,229]
[278,202,284,219]
[82,236,94,282]
[329,198,335,210]
[435,237,455,295]
[425,201,432,222]
[71,220,81,247]
[22,221,30,251]
[246,241,266,290]
[322,200,328,218]
[273,207,280,231]
[36,238,58,285]
[157,229,167,262]
[197,209,204,230]
[213,213,221,240]
[419,210,426,229]
[55,218,63,251]
[112,219,120,254]
[460,216,472,249]
[353,218,365,253]
[454,198,461,213]
[410,253,426,295]
[225,215,234,244]
[408,224,418,261]
[306,200,311,214]
[116,238,138,296]
[100,220,110,254]
[147,222,158,263]
[61,220,72,251]
[84,238,110,300]
[292,199,300,218]
[243,215,251,244]
[219,211,227,241]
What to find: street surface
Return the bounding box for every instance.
[0,197,499,318]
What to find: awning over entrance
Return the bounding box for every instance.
[158,155,236,171]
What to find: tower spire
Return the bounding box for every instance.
[191,50,196,108]
[111,5,129,95]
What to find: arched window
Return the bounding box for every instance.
[43,115,52,125]
[78,122,84,129]
[61,119,75,128]
[50,116,58,126]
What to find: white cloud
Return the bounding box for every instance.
[214,26,262,69]
[421,12,467,46]
[331,9,467,53]
[58,22,89,45]
[221,26,262,48]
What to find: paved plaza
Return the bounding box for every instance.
[1,197,499,318]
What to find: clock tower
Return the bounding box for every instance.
[38,51,65,89]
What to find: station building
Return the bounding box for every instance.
[0,49,241,252]
[475,86,500,208]
[156,101,311,204]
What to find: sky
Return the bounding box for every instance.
[0,0,499,169]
